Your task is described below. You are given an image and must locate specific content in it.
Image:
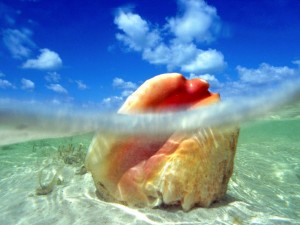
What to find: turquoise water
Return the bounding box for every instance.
[0,117,299,224]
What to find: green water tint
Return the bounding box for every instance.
[0,118,299,224]
[232,119,300,220]
[34,141,89,195]
[0,133,92,198]
[35,165,64,195]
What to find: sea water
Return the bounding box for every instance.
[0,79,300,224]
[0,114,299,225]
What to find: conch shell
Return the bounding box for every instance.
[85,73,239,211]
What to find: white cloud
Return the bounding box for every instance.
[0,79,15,89]
[45,72,61,82]
[112,77,137,89]
[167,0,221,43]
[292,60,300,67]
[102,96,123,104]
[143,42,197,69]
[46,83,67,94]
[21,78,35,90]
[75,80,88,90]
[22,48,62,70]
[142,43,171,65]
[101,96,124,109]
[114,10,160,51]
[2,28,36,59]
[215,62,300,98]
[198,74,217,82]
[237,63,296,84]
[0,72,16,89]
[114,1,226,74]
[121,90,134,97]
[142,42,225,74]
[102,77,138,109]
[181,49,225,73]
[188,73,223,89]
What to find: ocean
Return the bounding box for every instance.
[0,115,299,224]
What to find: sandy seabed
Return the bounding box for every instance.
[0,119,300,225]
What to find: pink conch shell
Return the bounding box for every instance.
[85,73,239,211]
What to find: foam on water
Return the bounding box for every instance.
[1,78,300,146]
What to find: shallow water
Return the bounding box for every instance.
[0,117,299,225]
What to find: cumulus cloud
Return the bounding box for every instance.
[237,63,296,84]
[181,49,225,73]
[102,96,123,104]
[2,28,36,59]
[101,96,124,109]
[167,0,221,43]
[45,72,61,82]
[113,77,137,89]
[114,10,160,51]
[142,42,225,74]
[112,77,137,98]
[46,83,67,94]
[142,42,198,71]
[22,48,62,70]
[0,79,15,89]
[121,90,134,97]
[111,77,137,99]
[0,72,15,89]
[75,80,88,90]
[189,73,223,89]
[101,77,138,109]
[216,62,300,98]
[21,78,35,90]
[114,0,226,74]
[292,60,300,67]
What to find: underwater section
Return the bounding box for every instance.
[0,116,299,224]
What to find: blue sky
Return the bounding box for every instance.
[1,0,300,110]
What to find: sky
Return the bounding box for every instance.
[1,0,300,110]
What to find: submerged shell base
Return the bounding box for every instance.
[86,127,239,211]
